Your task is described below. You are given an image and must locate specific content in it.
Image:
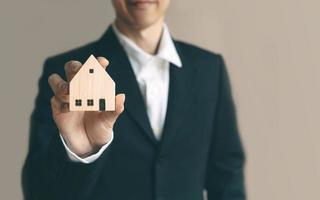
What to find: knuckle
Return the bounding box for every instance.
[61,103,70,112]
[48,73,57,83]
[64,61,74,72]
[65,60,75,67]
[57,82,67,92]
[64,61,71,71]
[66,60,81,72]
[60,95,69,103]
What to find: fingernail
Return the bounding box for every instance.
[72,63,79,71]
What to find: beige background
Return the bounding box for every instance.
[0,0,319,199]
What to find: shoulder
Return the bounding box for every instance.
[174,40,225,72]
[174,40,222,62]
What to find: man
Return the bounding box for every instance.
[22,0,246,199]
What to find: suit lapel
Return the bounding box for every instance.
[95,27,158,144]
[94,27,198,150]
[159,44,198,154]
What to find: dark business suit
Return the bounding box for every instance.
[22,26,246,200]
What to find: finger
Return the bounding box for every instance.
[51,96,70,114]
[48,73,69,103]
[60,103,70,113]
[100,93,125,125]
[51,96,61,116]
[50,96,63,116]
[97,57,109,70]
[114,93,125,116]
[64,60,82,82]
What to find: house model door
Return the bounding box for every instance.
[99,99,106,111]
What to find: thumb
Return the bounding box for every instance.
[100,93,126,126]
[114,93,125,116]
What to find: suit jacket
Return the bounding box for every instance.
[22,26,246,200]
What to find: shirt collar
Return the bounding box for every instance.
[112,23,182,68]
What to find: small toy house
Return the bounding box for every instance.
[69,55,115,111]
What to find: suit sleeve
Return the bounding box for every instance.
[22,59,111,200]
[205,55,246,200]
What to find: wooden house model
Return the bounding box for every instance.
[69,55,115,111]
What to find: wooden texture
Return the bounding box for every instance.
[69,55,115,111]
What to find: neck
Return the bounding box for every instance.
[114,18,164,55]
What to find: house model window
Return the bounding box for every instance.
[89,69,94,73]
[87,99,94,106]
[75,99,82,106]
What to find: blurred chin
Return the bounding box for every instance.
[128,14,159,29]
[114,0,166,29]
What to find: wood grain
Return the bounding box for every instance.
[69,55,115,111]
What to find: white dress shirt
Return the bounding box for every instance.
[60,23,182,163]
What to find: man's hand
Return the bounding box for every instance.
[48,57,125,158]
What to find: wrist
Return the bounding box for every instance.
[62,135,95,158]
